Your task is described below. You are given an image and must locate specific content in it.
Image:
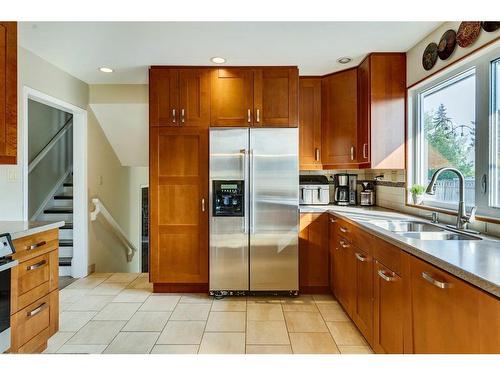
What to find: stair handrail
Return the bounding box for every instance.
[90,198,137,262]
[28,116,73,173]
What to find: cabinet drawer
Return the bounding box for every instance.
[11,294,51,352]
[372,237,402,276]
[334,217,372,252]
[18,253,50,295]
[12,229,58,260]
[11,249,58,312]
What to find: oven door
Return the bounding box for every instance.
[0,260,18,353]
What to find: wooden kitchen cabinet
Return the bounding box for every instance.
[299,213,329,292]
[321,68,358,168]
[149,127,209,291]
[254,67,298,127]
[0,21,17,165]
[357,53,406,169]
[211,67,298,127]
[10,228,59,353]
[373,260,404,354]
[409,255,481,353]
[299,78,322,169]
[352,245,374,345]
[149,67,210,127]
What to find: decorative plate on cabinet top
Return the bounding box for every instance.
[438,29,457,60]
[422,42,438,71]
[481,21,500,32]
[457,22,482,47]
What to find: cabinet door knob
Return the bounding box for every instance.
[350,146,355,161]
[181,108,185,124]
[201,198,206,212]
[378,269,396,282]
[172,109,176,123]
[363,143,368,159]
[256,109,260,123]
[247,109,251,123]
[355,252,369,262]
[315,148,320,161]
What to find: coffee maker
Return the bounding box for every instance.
[333,174,357,205]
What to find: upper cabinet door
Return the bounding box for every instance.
[357,58,370,165]
[178,69,211,128]
[0,22,17,165]
[299,78,322,169]
[321,69,358,167]
[254,67,298,127]
[210,68,254,127]
[149,68,179,127]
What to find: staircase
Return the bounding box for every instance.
[37,176,74,276]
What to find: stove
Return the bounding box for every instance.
[0,233,17,353]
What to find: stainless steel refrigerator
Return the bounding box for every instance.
[209,128,299,295]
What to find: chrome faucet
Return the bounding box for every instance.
[425,167,477,230]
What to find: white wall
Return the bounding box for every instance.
[406,22,499,87]
[0,46,88,220]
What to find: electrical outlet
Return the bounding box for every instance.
[7,168,18,182]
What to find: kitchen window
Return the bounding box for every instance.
[408,43,500,218]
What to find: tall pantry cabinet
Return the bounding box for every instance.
[149,67,210,292]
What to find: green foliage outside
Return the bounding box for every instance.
[424,103,475,179]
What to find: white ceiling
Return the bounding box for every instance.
[19,22,441,84]
[90,103,148,167]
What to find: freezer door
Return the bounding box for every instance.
[209,128,249,291]
[249,128,299,291]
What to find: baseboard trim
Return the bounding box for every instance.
[153,283,209,293]
[299,285,331,294]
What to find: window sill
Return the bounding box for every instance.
[405,202,500,225]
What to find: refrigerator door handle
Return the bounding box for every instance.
[240,148,248,234]
[249,148,255,234]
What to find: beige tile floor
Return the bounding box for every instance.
[45,273,373,354]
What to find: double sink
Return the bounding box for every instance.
[369,220,482,241]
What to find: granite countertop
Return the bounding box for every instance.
[300,205,500,297]
[0,221,65,240]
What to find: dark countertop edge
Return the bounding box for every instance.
[326,210,500,298]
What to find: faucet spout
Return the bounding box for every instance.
[425,167,475,230]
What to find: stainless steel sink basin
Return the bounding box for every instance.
[399,231,481,241]
[369,220,482,241]
[370,220,444,232]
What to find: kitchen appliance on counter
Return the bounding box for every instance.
[0,233,17,353]
[333,173,357,205]
[209,128,299,296]
[360,182,376,206]
[299,175,330,205]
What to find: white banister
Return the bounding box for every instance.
[90,198,137,262]
[29,116,73,173]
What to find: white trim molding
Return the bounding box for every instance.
[22,86,88,278]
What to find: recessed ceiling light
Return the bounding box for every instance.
[337,57,352,64]
[210,57,227,64]
[98,67,114,73]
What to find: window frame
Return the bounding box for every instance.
[407,42,500,219]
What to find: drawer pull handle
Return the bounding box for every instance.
[27,303,47,317]
[27,260,47,271]
[339,227,348,233]
[378,269,395,282]
[339,240,349,248]
[422,272,451,289]
[27,241,46,251]
[355,252,369,262]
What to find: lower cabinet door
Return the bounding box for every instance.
[333,236,355,315]
[149,127,209,285]
[352,246,373,345]
[410,256,480,353]
[373,261,403,353]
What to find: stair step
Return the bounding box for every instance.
[59,228,73,240]
[44,208,73,214]
[63,182,73,187]
[54,195,73,200]
[61,223,73,230]
[59,257,72,267]
[59,239,73,247]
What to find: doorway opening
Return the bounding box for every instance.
[141,186,149,273]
